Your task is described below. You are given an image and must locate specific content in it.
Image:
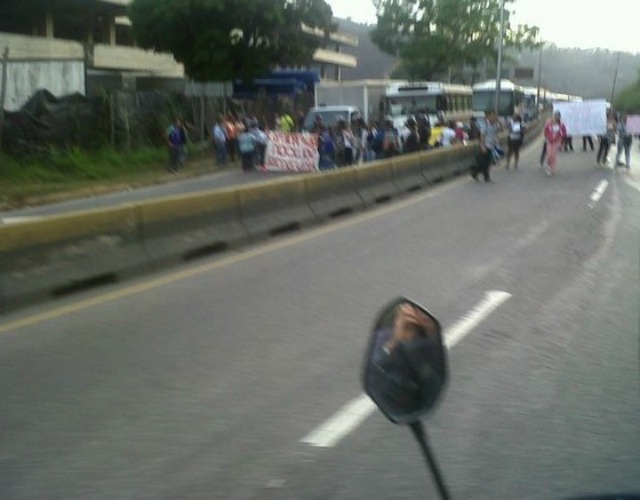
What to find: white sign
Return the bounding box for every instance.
[553,100,607,136]
[626,115,640,135]
[263,131,319,172]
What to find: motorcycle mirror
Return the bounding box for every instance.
[362,297,448,425]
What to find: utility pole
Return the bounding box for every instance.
[536,44,543,117]
[494,0,506,115]
[0,47,9,151]
[610,51,621,105]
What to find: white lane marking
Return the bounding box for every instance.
[444,290,512,349]
[589,180,609,205]
[301,394,376,448]
[301,290,512,448]
[0,216,42,225]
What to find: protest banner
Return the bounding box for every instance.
[553,100,607,136]
[263,131,319,172]
[626,115,640,135]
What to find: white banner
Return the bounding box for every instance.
[626,115,640,135]
[553,100,608,136]
[263,131,319,172]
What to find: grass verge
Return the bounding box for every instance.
[0,145,219,210]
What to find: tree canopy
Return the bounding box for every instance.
[128,0,335,82]
[614,70,640,113]
[371,0,540,81]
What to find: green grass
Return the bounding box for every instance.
[0,145,215,209]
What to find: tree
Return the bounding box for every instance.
[614,69,640,113]
[128,0,335,82]
[371,0,539,81]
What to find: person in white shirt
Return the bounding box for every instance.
[439,121,457,147]
[506,114,525,169]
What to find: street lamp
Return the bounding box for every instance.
[494,0,505,116]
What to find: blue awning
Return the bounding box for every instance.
[232,71,320,98]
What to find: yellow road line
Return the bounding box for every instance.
[0,178,464,335]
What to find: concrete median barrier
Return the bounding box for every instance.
[0,205,143,312]
[304,168,364,220]
[392,153,428,193]
[355,160,399,205]
[137,187,248,267]
[0,121,546,313]
[422,144,475,182]
[238,176,317,239]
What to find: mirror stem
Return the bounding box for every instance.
[409,421,451,500]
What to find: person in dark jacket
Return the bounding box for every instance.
[166,117,188,173]
[403,118,420,154]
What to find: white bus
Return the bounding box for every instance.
[383,81,473,129]
[522,86,540,121]
[472,79,526,118]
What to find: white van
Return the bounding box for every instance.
[302,105,362,132]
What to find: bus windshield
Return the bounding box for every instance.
[384,95,440,117]
[473,90,516,116]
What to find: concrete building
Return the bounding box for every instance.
[0,0,358,110]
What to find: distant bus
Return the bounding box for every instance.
[522,86,539,121]
[472,79,526,118]
[541,91,582,108]
[383,81,473,129]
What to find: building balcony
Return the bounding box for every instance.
[0,31,184,77]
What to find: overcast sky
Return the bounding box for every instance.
[326,0,639,55]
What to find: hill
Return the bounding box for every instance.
[333,18,640,101]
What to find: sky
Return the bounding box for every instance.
[325,0,640,55]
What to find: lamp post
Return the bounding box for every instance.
[494,0,505,116]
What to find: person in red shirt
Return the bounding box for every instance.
[223,114,238,163]
[543,111,567,176]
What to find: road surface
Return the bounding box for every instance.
[1,143,639,499]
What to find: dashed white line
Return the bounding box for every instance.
[301,290,512,448]
[444,290,512,349]
[300,393,376,448]
[0,216,42,225]
[589,180,609,205]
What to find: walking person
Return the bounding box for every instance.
[223,114,238,163]
[237,121,257,171]
[249,119,268,169]
[596,115,616,165]
[166,116,188,173]
[615,114,633,170]
[403,118,420,154]
[582,135,594,152]
[339,119,355,166]
[318,125,336,170]
[470,109,499,183]
[363,121,378,163]
[505,114,525,169]
[562,134,574,152]
[211,116,227,168]
[543,111,567,176]
[539,141,547,168]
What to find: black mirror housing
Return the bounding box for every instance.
[363,297,448,424]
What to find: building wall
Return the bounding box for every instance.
[2,60,85,111]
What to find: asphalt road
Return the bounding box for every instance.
[1,141,639,499]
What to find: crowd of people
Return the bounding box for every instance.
[167,106,635,179]
[310,113,481,170]
[167,109,488,173]
[210,112,297,171]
